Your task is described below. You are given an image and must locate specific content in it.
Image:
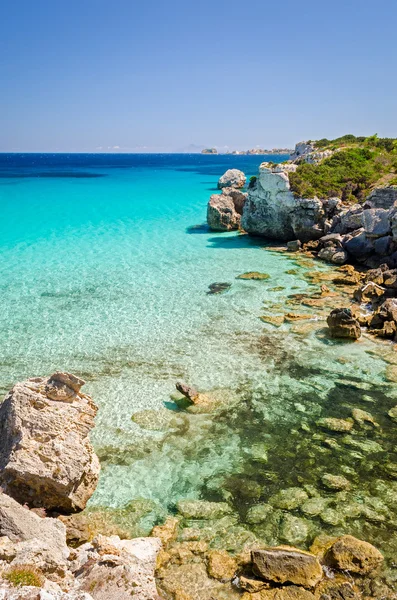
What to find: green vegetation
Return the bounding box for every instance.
[289,134,397,202]
[3,565,45,587]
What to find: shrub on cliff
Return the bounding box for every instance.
[290,141,397,202]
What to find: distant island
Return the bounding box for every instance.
[201,147,293,155]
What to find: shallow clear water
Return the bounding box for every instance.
[1,153,397,566]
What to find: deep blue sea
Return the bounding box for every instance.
[1,153,396,558]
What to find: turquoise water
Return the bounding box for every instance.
[1,154,397,567]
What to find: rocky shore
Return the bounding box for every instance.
[207,137,397,342]
[0,371,395,599]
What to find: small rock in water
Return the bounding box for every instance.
[236,272,270,280]
[268,487,309,510]
[251,546,323,588]
[352,408,379,427]
[206,549,237,581]
[175,381,199,404]
[326,307,361,339]
[260,315,285,327]
[300,497,329,517]
[246,503,274,524]
[320,507,345,526]
[279,514,310,545]
[287,240,302,252]
[316,417,354,432]
[207,282,231,294]
[325,534,384,574]
[321,473,351,490]
[388,405,397,421]
[177,500,232,519]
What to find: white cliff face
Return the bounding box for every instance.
[241,164,325,242]
[290,141,315,162]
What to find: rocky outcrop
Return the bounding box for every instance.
[0,372,100,513]
[207,187,247,231]
[326,308,361,339]
[365,185,397,209]
[325,535,383,574]
[241,165,326,242]
[217,169,246,189]
[251,546,323,588]
[70,535,162,600]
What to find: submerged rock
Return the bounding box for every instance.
[236,272,270,280]
[251,546,323,588]
[177,500,233,520]
[175,381,199,404]
[321,474,351,490]
[325,535,383,574]
[206,549,237,581]
[316,417,353,432]
[0,372,100,513]
[279,514,310,546]
[326,308,361,339]
[207,282,232,294]
[268,488,308,510]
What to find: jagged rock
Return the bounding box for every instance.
[251,546,323,588]
[363,208,391,238]
[365,186,397,209]
[352,408,378,427]
[344,230,373,259]
[207,193,241,231]
[218,169,246,189]
[353,281,385,303]
[373,235,393,256]
[290,141,315,162]
[241,166,324,241]
[0,373,100,513]
[331,206,363,234]
[175,382,199,404]
[70,535,162,600]
[326,308,361,339]
[325,535,383,574]
[223,187,247,213]
[318,246,348,265]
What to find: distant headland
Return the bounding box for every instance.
[201,147,293,155]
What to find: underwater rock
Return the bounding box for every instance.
[151,517,179,547]
[175,381,200,404]
[321,474,351,490]
[279,514,310,546]
[300,497,329,517]
[351,408,379,427]
[319,507,345,526]
[236,272,270,280]
[0,372,100,513]
[325,535,383,575]
[326,308,361,339]
[388,405,397,421]
[251,546,323,588]
[268,488,309,510]
[246,504,274,524]
[206,549,237,581]
[207,282,232,294]
[218,168,246,189]
[316,417,353,432]
[177,500,233,520]
[260,315,285,327]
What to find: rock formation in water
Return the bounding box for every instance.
[217,168,246,189]
[0,372,100,513]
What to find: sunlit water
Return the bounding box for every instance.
[1,153,397,573]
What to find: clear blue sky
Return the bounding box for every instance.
[1,0,396,152]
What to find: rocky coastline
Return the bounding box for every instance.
[207,137,397,343]
[0,371,396,599]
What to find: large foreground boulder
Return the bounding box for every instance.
[0,372,100,513]
[325,535,383,574]
[218,169,246,189]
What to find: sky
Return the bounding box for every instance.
[1,0,397,152]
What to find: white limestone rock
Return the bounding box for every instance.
[217,169,246,189]
[0,373,100,513]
